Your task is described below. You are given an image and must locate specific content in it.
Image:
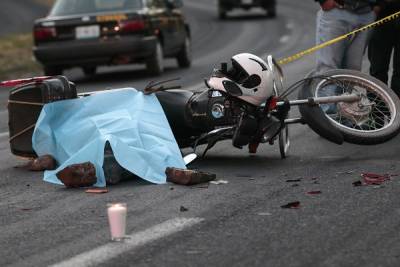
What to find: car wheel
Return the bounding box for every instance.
[218,6,227,19]
[265,5,277,18]
[44,66,62,76]
[83,66,97,76]
[146,41,164,76]
[176,35,192,68]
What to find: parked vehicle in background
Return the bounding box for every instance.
[218,0,276,19]
[33,0,191,76]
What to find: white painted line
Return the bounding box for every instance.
[50,217,204,267]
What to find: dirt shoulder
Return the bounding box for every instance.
[0,34,42,81]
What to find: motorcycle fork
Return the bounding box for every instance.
[249,97,290,154]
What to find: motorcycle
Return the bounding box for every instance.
[146,54,400,160]
[4,53,400,183]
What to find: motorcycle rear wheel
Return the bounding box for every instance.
[302,69,400,145]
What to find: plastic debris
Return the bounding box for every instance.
[286,178,302,183]
[353,173,392,187]
[28,155,57,171]
[180,206,189,212]
[281,201,301,209]
[306,190,322,195]
[210,180,229,185]
[56,162,97,188]
[20,208,33,211]
[85,188,109,194]
[361,172,390,185]
[166,167,216,185]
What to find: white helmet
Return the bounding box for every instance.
[207,53,274,106]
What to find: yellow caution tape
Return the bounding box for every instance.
[278,10,400,66]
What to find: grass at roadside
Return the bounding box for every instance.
[0,34,43,81]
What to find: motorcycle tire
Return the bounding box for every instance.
[299,69,400,145]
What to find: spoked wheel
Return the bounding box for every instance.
[309,69,400,145]
[279,124,290,159]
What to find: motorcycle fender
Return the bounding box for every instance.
[298,80,344,145]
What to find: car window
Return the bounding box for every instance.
[49,0,143,16]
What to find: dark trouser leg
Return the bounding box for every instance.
[391,25,400,96]
[368,25,393,85]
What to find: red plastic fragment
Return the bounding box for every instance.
[361,173,390,185]
[0,76,51,87]
[306,190,322,195]
[281,201,301,209]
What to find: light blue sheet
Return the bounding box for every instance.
[32,88,186,187]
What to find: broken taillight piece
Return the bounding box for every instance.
[281,201,301,209]
[361,172,390,185]
[306,191,322,195]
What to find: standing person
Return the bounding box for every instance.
[368,0,400,96]
[315,0,379,74]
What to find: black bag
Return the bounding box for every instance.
[8,76,77,157]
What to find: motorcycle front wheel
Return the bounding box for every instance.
[300,69,400,145]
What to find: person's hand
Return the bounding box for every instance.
[320,0,341,11]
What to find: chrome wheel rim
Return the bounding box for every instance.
[315,74,397,133]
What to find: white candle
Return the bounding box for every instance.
[107,203,127,241]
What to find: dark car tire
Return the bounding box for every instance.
[265,5,277,18]
[176,35,192,68]
[83,66,97,76]
[218,6,227,19]
[146,41,164,76]
[299,69,400,145]
[44,66,63,76]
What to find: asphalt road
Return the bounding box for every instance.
[1,1,400,267]
[0,0,49,37]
